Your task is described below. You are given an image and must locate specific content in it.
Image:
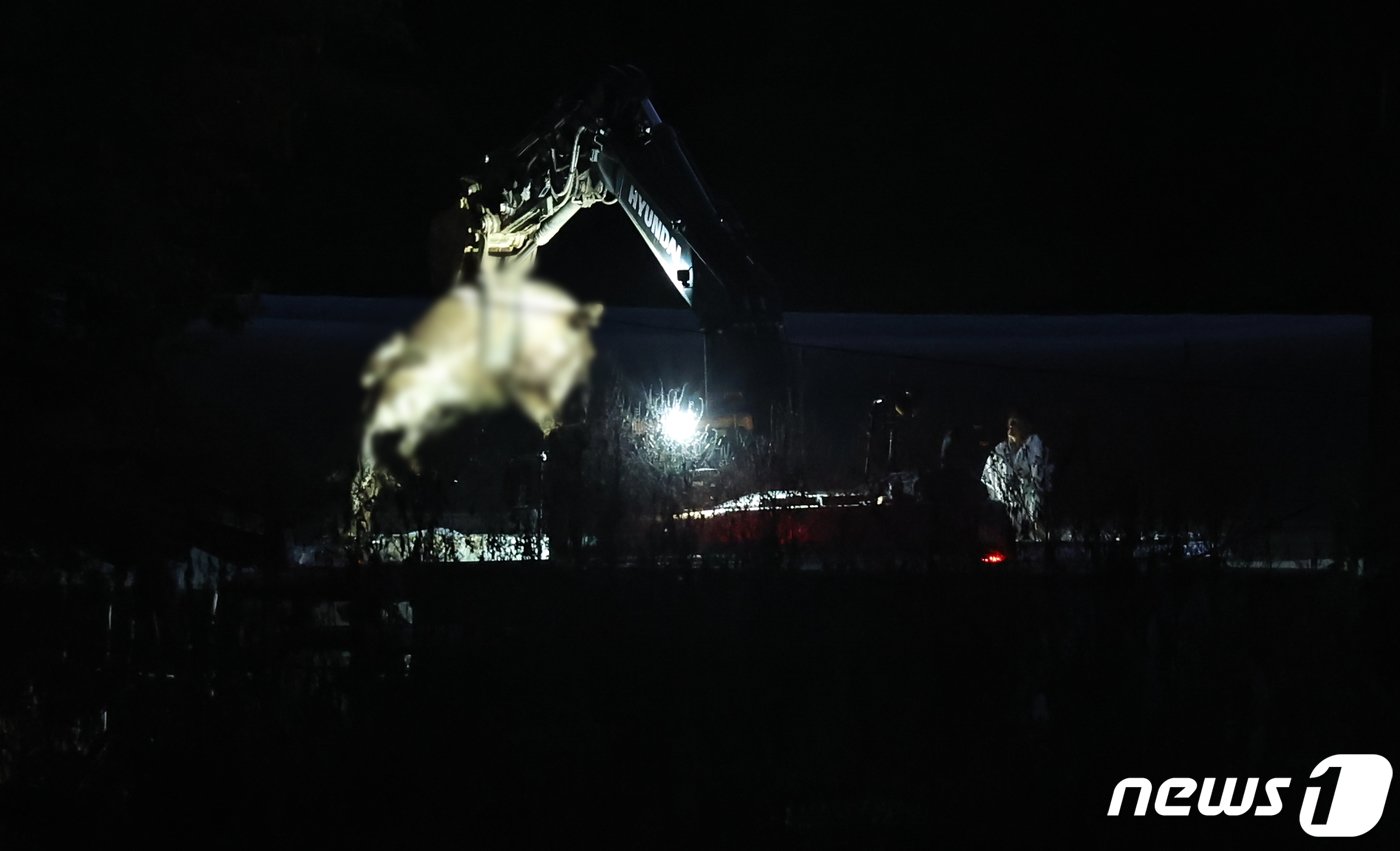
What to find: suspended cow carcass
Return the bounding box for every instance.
[351,268,603,538]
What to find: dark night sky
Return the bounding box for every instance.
[5,2,1395,320]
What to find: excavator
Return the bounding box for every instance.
[353,66,788,546]
[431,64,785,419]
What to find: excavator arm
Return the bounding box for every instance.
[434,66,786,428]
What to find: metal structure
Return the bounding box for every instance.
[432,65,787,430]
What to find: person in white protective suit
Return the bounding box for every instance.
[981,411,1053,541]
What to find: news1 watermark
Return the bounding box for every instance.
[1108,754,1392,837]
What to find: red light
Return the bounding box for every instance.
[981,550,1006,564]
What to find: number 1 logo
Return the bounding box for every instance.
[1298,754,1392,838]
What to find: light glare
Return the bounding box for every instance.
[660,405,700,444]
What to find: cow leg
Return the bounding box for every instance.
[349,431,393,544]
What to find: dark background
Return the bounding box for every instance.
[5,0,1394,532]
[2,2,1397,847]
[4,1,1395,316]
